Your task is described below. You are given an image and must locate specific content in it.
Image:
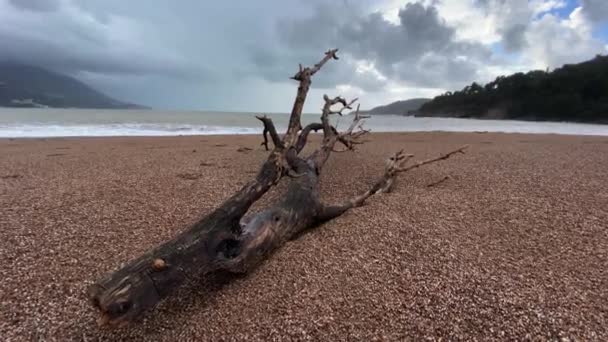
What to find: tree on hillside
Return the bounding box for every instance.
[419,55,608,123]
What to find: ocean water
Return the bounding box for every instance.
[0,107,606,137]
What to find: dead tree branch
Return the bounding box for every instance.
[256,115,282,151]
[284,49,339,147]
[427,175,450,188]
[337,105,371,151]
[295,123,323,153]
[87,49,467,327]
[315,146,469,222]
[88,50,340,326]
[396,146,468,173]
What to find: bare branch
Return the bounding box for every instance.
[260,133,270,151]
[427,175,450,188]
[284,49,340,147]
[256,115,283,151]
[387,150,414,168]
[320,95,359,136]
[321,145,469,217]
[336,104,371,150]
[308,49,339,77]
[295,123,323,153]
[329,97,358,115]
[295,122,362,155]
[343,105,370,134]
[307,97,368,170]
[397,146,469,173]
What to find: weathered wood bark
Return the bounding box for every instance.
[88,50,338,326]
[257,115,282,151]
[89,153,284,325]
[88,49,467,326]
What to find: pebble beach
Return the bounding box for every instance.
[1,132,607,341]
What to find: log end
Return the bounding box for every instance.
[87,274,161,327]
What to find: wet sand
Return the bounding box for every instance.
[1,132,607,340]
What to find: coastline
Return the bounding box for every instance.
[2,107,608,138]
[1,132,607,340]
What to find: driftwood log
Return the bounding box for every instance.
[88,49,467,326]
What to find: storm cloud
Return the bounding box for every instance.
[0,0,606,111]
[581,0,608,22]
[1,1,212,78]
[252,2,491,90]
[8,0,59,12]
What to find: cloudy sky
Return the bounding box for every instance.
[1,0,607,112]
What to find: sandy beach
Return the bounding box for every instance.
[1,132,607,341]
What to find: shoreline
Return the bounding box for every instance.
[2,128,608,141]
[2,105,608,125]
[2,112,608,138]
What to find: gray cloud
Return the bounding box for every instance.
[0,0,318,110]
[2,0,492,106]
[247,46,387,92]
[340,4,456,64]
[475,0,532,52]
[0,0,213,80]
[251,2,490,91]
[8,0,58,12]
[0,30,209,80]
[391,53,480,88]
[581,0,608,22]
[501,24,528,52]
[0,0,606,111]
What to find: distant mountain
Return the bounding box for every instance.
[360,98,430,115]
[0,62,146,109]
[417,55,608,123]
